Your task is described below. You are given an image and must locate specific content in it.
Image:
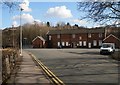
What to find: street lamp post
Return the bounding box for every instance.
[20,8,23,56]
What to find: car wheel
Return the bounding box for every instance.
[100,52,102,55]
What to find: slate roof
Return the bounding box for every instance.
[47,28,105,35]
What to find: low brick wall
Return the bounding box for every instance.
[2,48,22,83]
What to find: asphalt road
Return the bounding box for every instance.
[25,49,119,84]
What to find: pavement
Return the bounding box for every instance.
[7,51,52,84]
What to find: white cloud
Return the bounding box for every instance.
[32,19,43,25]
[34,19,41,23]
[12,13,42,26]
[46,6,72,18]
[13,13,34,24]
[12,21,18,27]
[71,19,87,25]
[19,0,32,12]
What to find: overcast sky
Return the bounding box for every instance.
[1,0,119,29]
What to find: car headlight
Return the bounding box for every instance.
[109,49,113,52]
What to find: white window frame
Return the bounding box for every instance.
[49,35,51,40]
[57,34,60,38]
[83,41,86,46]
[57,42,60,46]
[99,33,102,38]
[79,36,82,40]
[99,40,102,46]
[77,44,79,46]
[62,42,65,46]
[66,42,69,46]
[93,40,97,46]
[79,41,82,46]
[88,33,91,38]
[72,34,75,38]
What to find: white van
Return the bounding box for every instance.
[100,43,115,54]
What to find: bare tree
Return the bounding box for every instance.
[77,2,120,26]
[2,0,19,12]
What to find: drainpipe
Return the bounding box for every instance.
[104,28,106,38]
[60,28,62,48]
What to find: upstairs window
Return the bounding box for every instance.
[88,33,91,38]
[72,34,75,38]
[99,33,102,38]
[57,34,60,38]
[49,36,51,40]
[79,36,82,40]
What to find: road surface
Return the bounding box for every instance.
[25,49,119,84]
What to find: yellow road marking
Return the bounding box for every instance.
[30,53,65,85]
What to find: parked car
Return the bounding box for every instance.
[100,43,115,54]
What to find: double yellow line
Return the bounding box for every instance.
[30,53,65,85]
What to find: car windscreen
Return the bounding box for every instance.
[102,44,112,48]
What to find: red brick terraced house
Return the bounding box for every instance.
[47,28,105,48]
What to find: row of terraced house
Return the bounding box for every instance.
[32,27,120,48]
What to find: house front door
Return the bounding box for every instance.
[71,42,76,48]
